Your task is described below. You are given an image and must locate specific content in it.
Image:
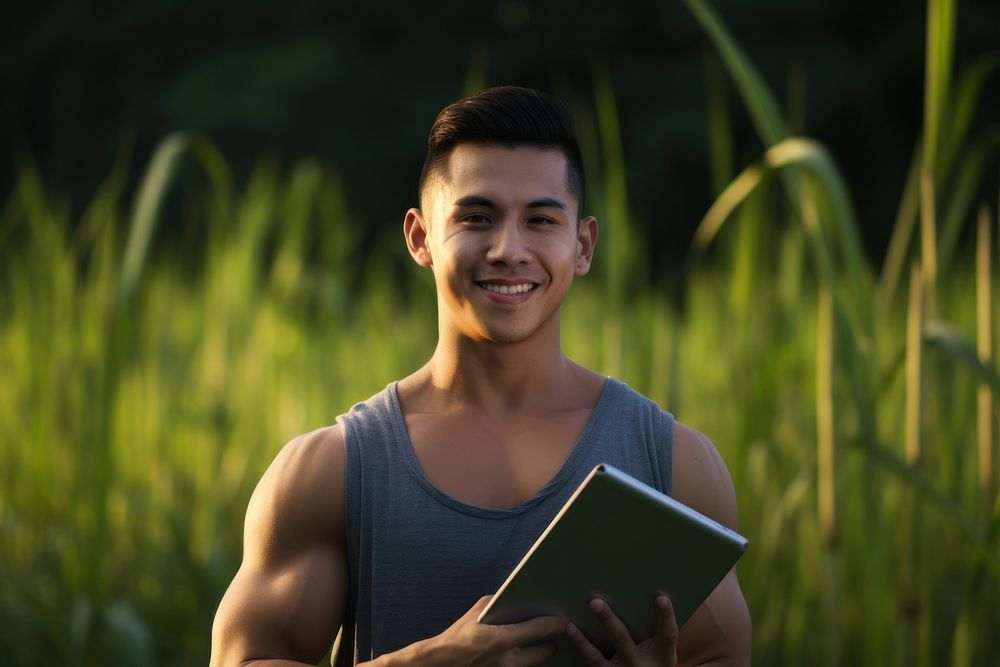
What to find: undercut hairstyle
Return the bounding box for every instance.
[418,86,586,216]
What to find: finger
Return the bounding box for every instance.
[650,595,679,662]
[566,622,610,665]
[511,639,559,666]
[463,595,493,623]
[505,614,568,645]
[589,598,639,664]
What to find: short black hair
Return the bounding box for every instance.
[418,86,586,215]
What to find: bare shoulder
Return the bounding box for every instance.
[670,421,739,531]
[244,424,347,564]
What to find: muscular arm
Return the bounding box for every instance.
[210,426,348,666]
[670,422,752,667]
[211,424,569,667]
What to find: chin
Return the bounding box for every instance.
[475,324,535,345]
[479,331,528,345]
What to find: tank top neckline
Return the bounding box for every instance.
[385,376,623,518]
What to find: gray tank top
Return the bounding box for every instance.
[334,377,673,665]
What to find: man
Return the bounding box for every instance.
[211,86,751,666]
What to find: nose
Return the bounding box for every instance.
[485,220,531,266]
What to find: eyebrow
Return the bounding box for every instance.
[452,195,568,211]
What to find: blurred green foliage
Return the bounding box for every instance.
[2,1,1000,666]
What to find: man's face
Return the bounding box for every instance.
[406,143,597,345]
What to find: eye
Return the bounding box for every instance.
[528,216,557,225]
[460,213,492,225]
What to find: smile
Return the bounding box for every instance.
[477,282,537,295]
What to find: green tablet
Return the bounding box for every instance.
[478,463,748,664]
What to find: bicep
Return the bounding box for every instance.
[212,545,346,665]
[211,427,348,666]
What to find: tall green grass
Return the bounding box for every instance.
[1,0,998,664]
[684,0,1000,664]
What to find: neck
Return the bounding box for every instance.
[418,320,579,414]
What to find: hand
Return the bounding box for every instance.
[566,595,678,666]
[416,595,568,666]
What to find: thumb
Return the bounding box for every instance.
[466,595,493,619]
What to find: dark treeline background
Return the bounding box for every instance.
[4,0,999,277]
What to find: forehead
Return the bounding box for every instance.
[433,144,572,206]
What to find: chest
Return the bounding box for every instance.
[403,408,594,509]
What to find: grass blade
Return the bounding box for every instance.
[939,128,1000,271]
[924,320,1000,394]
[977,204,994,507]
[879,143,922,306]
[692,138,871,337]
[817,284,836,547]
[920,171,939,318]
[907,263,925,466]
[707,57,734,196]
[941,54,1000,176]
[682,0,788,146]
[816,283,841,667]
[923,0,956,175]
[593,60,636,302]
[120,133,190,303]
[691,162,766,250]
[593,62,636,377]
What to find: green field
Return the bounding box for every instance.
[2,0,998,665]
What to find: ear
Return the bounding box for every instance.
[403,208,433,267]
[574,216,598,275]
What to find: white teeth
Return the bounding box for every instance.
[481,282,535,295]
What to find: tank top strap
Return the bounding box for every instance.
[600,379,674,497]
